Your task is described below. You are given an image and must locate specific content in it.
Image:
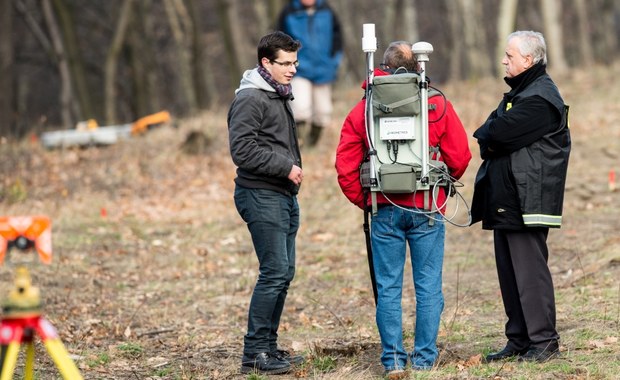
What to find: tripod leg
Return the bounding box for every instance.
[0,343,20,380]
[25,342,35,380]
[44,338,83,380]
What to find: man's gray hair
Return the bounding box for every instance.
[508,31,547,65]
[383,41,419,73]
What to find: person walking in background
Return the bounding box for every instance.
[227,31,305,375]
[277,0,343,147]
[335,41,471,378]
[470,30,571,363]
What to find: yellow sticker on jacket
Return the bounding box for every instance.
[506,102,512,111]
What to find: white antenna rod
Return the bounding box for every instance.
[412,41,433,183]
[362,24,379,213]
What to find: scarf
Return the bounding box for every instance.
[257,65,293,98]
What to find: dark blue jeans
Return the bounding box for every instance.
[234,185,299,355]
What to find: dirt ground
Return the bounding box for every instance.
[1,63,619,379]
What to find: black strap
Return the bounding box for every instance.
[363,191,378,306]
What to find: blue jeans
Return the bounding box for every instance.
[371,206,445,370]
[234,185,299,355]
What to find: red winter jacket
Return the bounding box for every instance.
[335,69,472,211]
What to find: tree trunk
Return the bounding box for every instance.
[446,1,463,81]
[216,0,243,89]
[397,0,418,43]
[382,0,396,44]
[329,0,363,84]
[541,0,568,73]
[231,0,255,70]
[164,0,198,115]
[573,0,593,67]
[591,0,618,64]
[104,0,134,124]
[128,7,149,119]
[0,0,13,137]
[42,0,76,129]
[461,0,491,80]
[268,0,285,26]
[135,0,161,114]
[254,0,270,35]
[14,0,58,61]
[52,0,93,120]
[188,0,214,109]
[496,0,518,76]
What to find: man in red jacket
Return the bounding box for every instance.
[335,41,471,378]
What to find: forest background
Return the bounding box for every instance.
[1,0,620,379]
[1,0,619,137]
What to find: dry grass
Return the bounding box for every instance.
[1,62,619,379]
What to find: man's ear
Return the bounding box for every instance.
[525,55,534,68]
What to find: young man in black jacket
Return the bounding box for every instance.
[471,30,571,363]
[228,31,304,375]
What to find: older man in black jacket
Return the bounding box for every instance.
[471,30,571,363]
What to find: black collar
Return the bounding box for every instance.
[504,63,546,94]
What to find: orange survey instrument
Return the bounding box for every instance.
[0,216,52,265]
[0,215,83,379]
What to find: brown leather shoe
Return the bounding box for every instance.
[383,368,408,379]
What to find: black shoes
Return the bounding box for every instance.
[271,348,305,365]
[518,344,560,363]
[240,352,291,375]
[485,342,560,363]
[484,346,529,362]
[240,350,304,374]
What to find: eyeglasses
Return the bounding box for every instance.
[271,59,299,68]
[379,63,389,70]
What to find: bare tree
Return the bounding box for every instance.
[328,0,363,84]
[591,0,619,63]
[188,0,216,109]
[254,1,271,36]
[105,0,134,124]
[398,0,419,43]
[164,0,198,114]
[6,0,620,136]
[541,0,568,73]
[461,0,491,80]
[268,0,285,25]
[446,1,463,81]
[572,0,593,67]
[51,0,92,120]
[128,0,154,118]
[496,0,518,76]
[216,0,243,89]
[380,0,418,46]
[42,0,77,129]
[382,0,397,45]
[0,0,13,137]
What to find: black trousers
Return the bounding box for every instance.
[493,228,559,351]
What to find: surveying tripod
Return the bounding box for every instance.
[0,216,83,379]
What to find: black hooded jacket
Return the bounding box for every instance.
[471,64,571,230]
